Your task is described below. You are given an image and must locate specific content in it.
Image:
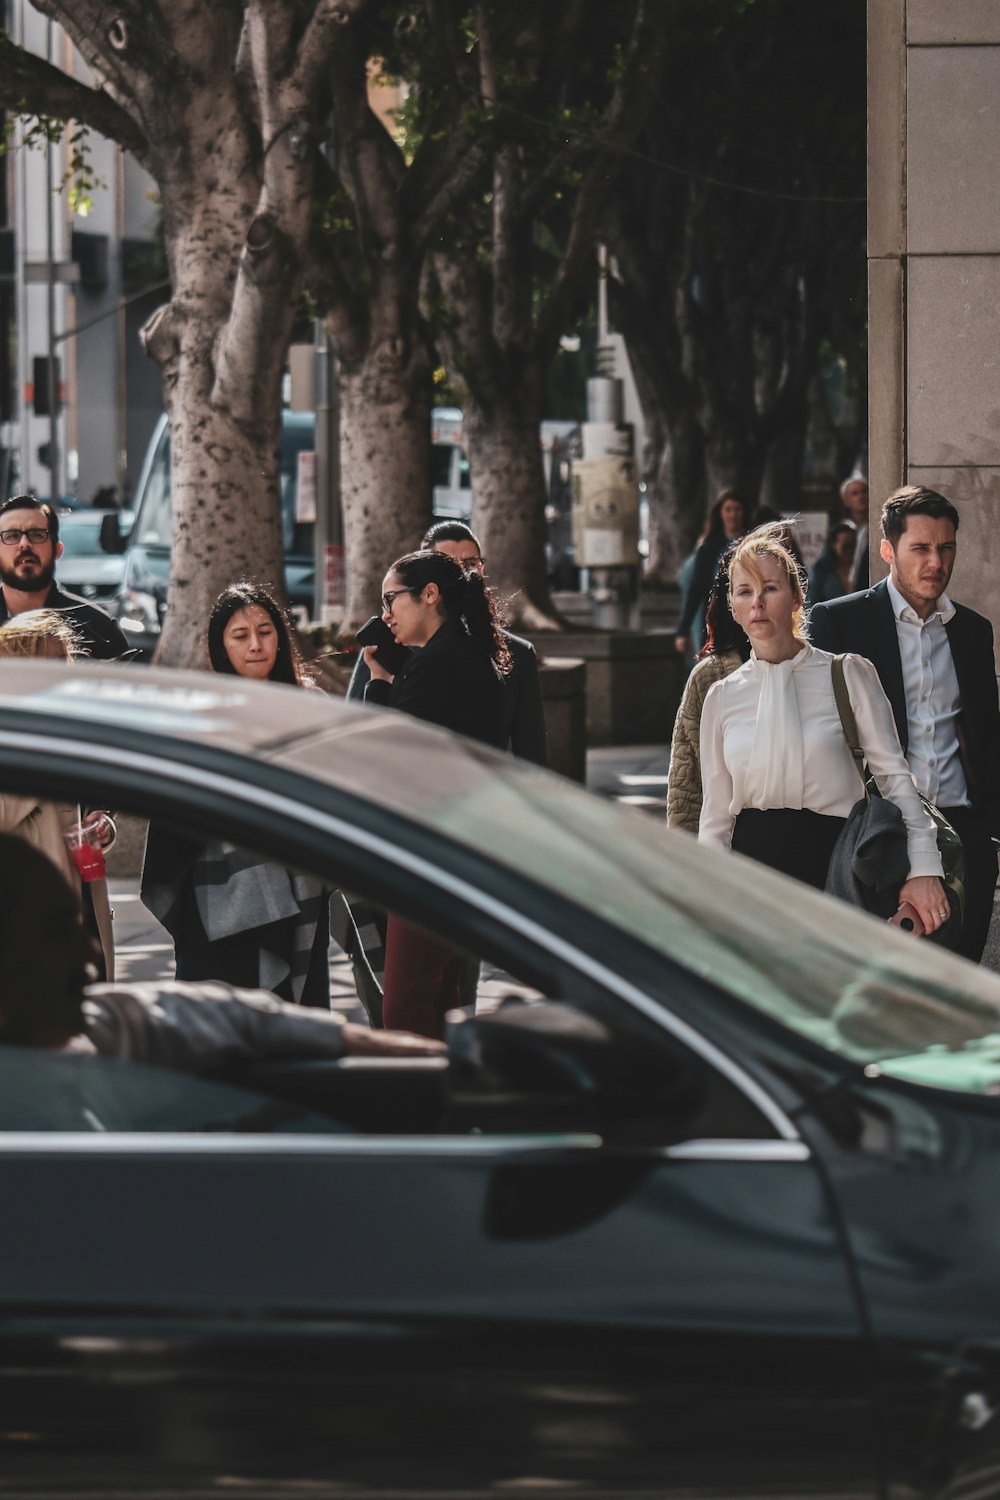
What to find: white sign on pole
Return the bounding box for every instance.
[296,450,317,524]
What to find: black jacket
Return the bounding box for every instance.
[353,624,545,763]
[364,616,505,749]
[0,582,130,660]
[810,579,1000,836]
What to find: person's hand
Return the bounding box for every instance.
[897,875,949,934]
[340,1022,446,1057]
[674,635,689,656]
[363,645,394,683]
[81,810,116,849]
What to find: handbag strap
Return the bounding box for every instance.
[831,655,870,793]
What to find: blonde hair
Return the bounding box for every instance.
[727,524,809,643]
[0,609,83,659]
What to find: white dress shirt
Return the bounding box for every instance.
[885,575,968,809]
[698,643,943,876]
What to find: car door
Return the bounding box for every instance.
[0,989,878,1498]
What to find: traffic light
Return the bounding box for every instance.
[32,356,61,417]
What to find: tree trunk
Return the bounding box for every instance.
[642,404,708,584]
[463,392,558,631]
[761,422,808,512]
[337,344,434,625]
[158,387,285,667]
[146,171,292,666]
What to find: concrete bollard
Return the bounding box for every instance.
[537,657,587,782]
[529,630,685,747]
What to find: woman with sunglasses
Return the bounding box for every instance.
[364,549,509,746]
[362,550,509,1036]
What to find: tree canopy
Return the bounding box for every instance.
[604,0,867,575]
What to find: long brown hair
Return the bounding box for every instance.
[389,550,511,676]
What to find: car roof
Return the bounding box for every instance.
[1,659,999,1071]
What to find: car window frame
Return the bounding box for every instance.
[0,720,800,1151]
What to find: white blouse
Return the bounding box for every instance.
[697,644,943,877]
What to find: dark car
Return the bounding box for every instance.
[1,660,1000,1497]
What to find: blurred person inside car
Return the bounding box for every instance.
[0,609,116,978]
[0,834,444,1064]
[142,582,332,1006]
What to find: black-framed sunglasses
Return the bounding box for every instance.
[0,527,51,546]
[382,587,420,612]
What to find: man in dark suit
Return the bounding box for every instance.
[348,520,548,766]
[811,485,1000,962]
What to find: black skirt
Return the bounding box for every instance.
[732,808,847,891]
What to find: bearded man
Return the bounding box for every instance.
[0,494,128,659]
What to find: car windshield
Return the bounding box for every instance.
[4,667,1000,1099]
[58,516,106,558]
[282,719,1000,1098]
[136,416,316,558]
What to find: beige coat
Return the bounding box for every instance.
[0,795,114,979]
[666,650,744,835]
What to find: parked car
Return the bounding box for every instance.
[2,659,1000,1497]
[53,506,132,606]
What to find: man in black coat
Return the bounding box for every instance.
[348,520,548,766]
[0,495,129,659]
[811,485,1000,962]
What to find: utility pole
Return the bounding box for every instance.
[312,321,342,624]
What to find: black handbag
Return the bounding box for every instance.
[825,655,966,941]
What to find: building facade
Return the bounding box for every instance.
[1,0,164,507]
[869,0,1000,632]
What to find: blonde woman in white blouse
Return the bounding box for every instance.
[698,527,949,935]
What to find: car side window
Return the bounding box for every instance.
[0,1048,351,1135]
[0,798,778,1144]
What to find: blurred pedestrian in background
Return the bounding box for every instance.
[840,475,869,589]
[674,489,746,660]
[667,547,750,834]
[142,582,332,1006]
[808,521,857,604]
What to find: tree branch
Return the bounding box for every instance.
[409,132,487,248]
[292,0,378,107]
[0,33,148,163]
[537,0,668,351]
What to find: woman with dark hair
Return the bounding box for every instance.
[363,550,508,1037]
[207,580,310,685]
[363,549,509,743]
[667,546,750,833]
[348,522,547,764]
[674,489,746,659]
[141,582,330,1005]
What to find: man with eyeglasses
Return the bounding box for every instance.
[348,520,548,766]
[0,495,129,660]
